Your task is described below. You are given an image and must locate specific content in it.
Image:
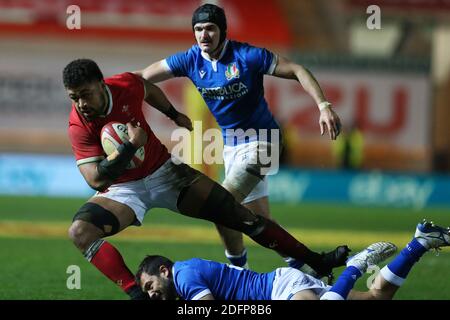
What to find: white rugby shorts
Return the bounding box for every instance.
[223,140,280,204]
[93,159,201,225]
[271,267,331,300]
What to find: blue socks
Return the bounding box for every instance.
[322,238,429,300]
[225,249,248,268]
[321,266,362,300]
[380,238,427,286]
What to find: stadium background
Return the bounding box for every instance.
[0,0,449,299]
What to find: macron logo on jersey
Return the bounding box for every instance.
[199,70,206,79]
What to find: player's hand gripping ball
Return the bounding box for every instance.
[100,121,145,169]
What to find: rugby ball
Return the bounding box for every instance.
[100,122,145,169]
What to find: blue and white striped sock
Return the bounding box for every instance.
[320,266,362,300]
[380,238,427,286]
[225,249,248,268]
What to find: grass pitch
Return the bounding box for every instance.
[0,195,449,300]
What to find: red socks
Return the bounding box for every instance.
[88,240,137,293]
[250,218,315,263]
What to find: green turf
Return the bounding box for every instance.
[1,195,449,231]
[0,195,449,300]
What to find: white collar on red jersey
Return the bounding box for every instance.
[100,84,113,117]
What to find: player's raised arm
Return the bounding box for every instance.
[140,77,193,131]
[271,55,342,140]
[133,60,174,84]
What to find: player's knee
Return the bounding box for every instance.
[221,180,247,203]
[72,202,120,236]
[222,169,262,202]
[200,184,264,235]
[69,202,120,250]
[68,220,101,251]
[68,220,83,243]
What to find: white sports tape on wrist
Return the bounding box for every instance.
[318,101,332,111]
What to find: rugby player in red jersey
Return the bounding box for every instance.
[63,59,349,299]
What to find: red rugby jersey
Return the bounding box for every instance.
[68,72,170,184]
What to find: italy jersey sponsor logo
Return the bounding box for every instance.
[197,82,249,100]
[225,62,240,80]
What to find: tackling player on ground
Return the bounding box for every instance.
[63,58,348,299]
[136,220,450,300]
[134,3,344,273]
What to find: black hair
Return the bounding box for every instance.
[62,58,104,88]
[192,3,227,44]
[135,255,174,286]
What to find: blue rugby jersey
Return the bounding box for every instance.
[173,258,276,300]
[165,40,280,145]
